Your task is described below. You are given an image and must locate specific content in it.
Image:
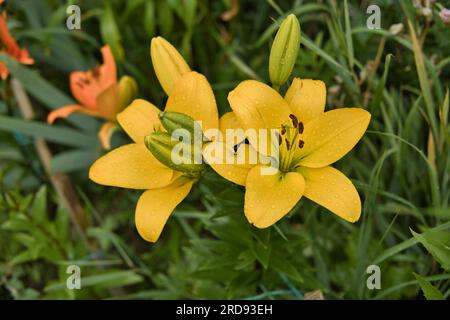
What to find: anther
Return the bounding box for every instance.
[278,134,282,145]
[285,138,291,150]
[281,127,286,135]
[298,139,304,148]
[298,121,304,134]
[289,114,298,128]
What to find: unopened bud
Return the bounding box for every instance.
[269,14,301,89]
[159,111,203,141]
[144,131,205,176]
[150,36,191,95]
[118,76,138,110]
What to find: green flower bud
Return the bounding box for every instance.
[269,14,301,89]
[144,131,206,176]
[159,111,203,140]
[118,76,138,110]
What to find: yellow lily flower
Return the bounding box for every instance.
[204,78,371,228]
[89,71,218,242]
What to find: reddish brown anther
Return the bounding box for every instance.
[298,139,304,148]
[289,114,298,128]
[298,121,304,134]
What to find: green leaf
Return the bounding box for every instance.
[100,3,123,61]
[413,273,445,300]
[45,270,143,292]
[270,252,304,283]
[31,186,47,223]
[0,116,96,148]
[407,20,438,142]
[50,150,96,173]
[371,54,393,110]
[143,0,156,38]
[411,228,450,271]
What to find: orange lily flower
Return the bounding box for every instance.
[47,46,137,149]
[0,11,34,80]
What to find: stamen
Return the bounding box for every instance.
[281,127,286,135]
[285,138,290,150]
[298,139,304,148]
[278,134,282,145]
[289,114,298,128]
[298,121,304,134]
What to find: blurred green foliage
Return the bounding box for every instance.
[1,0,450,300]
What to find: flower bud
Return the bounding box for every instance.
[145,131,206,176]
[269,14,301,89]
[118,76,138,110]
[150,36,191,95]
[159,111,203,140]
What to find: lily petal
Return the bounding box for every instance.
[99,45,117,87]
[245,165,305,228]
[165,71,219,134]
[297,166,361,222]
[135,177,194,242]
[219,112,242,138]
[285,78,326,123]
[297,108,371,168]
[95,84,120,120]
[69,46,116,108]
[47,105,99,124]
[89,143,173,189]
[117,99,162,144]
[203,142,258,186]
[98,121,119,150]
[228,80,291,132]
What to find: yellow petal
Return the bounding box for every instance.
[135,177,194,242]
[203,142,258,186]
[285,78,326,123]
[228,80,291,131]
[297,108,371,168]
[98,121,119,150]
[296,166,361,222]
[219,111,242,137]
[245,165,305,228]
[150,36,191,95]
[165,71,218,134]
[89,143,173,189]
[117,99,162,144]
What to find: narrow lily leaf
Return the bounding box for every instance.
[50,150,96,173]
[407,20,438,141]
[44,271,143,292]
[371,54,392,111]
[413,273,445,300]
[0,116,96,148]
[411,229,450,271]
[143,0,156,38]
[100,3,123,61]
[344,0,354,68]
